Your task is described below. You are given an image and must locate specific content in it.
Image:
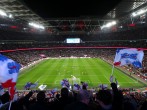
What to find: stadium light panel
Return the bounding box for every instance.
[132,9,147,17]
[0,9,13,19]
[0,10,7,17]
[111,21,116,25]
[101,26,105,29]
[101,21,117,29]
[29,22,45,30]
[132,13,137,17]
[138,10,146,15]
[106,23,112,27]
[8,14,13,18]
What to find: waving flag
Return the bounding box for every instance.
[60,79,70,89]
[24,82,32,90]
[114,48,144,68]
[0,54,21,100]
[73,84,81,91]
[24,82,38,90]
[98,84,108,90]
[51,88,58,95]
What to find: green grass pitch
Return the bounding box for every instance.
[17,58,145,90]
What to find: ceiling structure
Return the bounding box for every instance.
[0,0,52,29]
[104,0,147,19]
[0,0,147,35]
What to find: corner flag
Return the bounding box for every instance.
[114,48,144,68]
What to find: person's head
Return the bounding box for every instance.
[96,90,112,105]
[61,87,69,98]
[82,85,87,90]
[140,100,147,110]
[77,89,91,105]
[37,91,45,102]
[123,101,136,110]
[1,91,10,104]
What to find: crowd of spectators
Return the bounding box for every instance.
[0,81,147,110]
[1,49,102,66]
[0,45,146,110]
[1,48,146,82]
[0,39,146,51]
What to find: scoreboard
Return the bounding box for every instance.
[66,38,81,43]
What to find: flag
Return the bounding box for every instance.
[60,79,70,89]
[98,84,108,90]
[73,84,81,91]
[39,54,46,58]
[24,82,38,90]
[38,84,47,90]
[0,54,21,100]
[51,88,58,95]
[114,48,144,68]
[24,82,32,90]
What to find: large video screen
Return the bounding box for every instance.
[66,38,80,43]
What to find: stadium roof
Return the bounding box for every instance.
[0,0,147,34]
[104,0,147,19]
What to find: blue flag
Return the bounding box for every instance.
[60,79,70,89]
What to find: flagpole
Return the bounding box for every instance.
[9,101,12,110]
[111,65,115,76]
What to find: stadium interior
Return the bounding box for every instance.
[0,0,147,110]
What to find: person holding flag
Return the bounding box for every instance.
[110,48,144,88]
[0,54,21,100]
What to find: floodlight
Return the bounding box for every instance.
[29,22,45,30]
[132,12,137,17]
[111,21,116,25]
[101,21,116,29]
[8,14,13,18]
[132,9,147,17]
[0,10,7,16]
[106,23,112,27]
[101,26,105,29]
[138,10,146,15]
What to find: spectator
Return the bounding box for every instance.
[55,87,73,110]
[65,89,91,110]
[96,90,112,110]
[29,91,49,110]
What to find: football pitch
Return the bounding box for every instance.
[17,58,145,89]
